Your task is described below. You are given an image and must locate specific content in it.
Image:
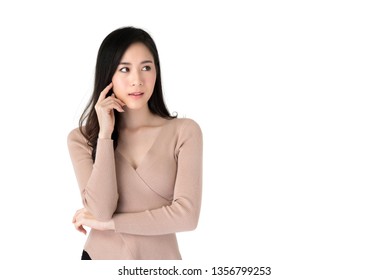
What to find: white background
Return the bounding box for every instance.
[0,0,388,279]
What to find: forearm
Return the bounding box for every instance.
[112,195,201,236]
[81,138,119,221]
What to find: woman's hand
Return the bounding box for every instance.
[72,208,115,234]
[94,83,126,139]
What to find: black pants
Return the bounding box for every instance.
[81,250,92,260]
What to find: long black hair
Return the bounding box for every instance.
[79,27,176,161]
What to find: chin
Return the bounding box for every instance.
[125,103,148,110]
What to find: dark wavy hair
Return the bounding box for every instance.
[79,27,176,161]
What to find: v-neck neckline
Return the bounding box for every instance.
[116,119,171,172]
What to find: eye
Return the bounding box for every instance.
[142,65,152,71]
[119,67,129,73]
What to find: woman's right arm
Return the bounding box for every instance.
[67,129,118,221]
[67,83,125,221]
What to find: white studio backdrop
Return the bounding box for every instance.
[0,0,388,279]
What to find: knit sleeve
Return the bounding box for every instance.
[67,128,118,221]
[112,119,203,235]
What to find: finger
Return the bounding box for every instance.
[74,218,88,233]
[99,96,124,107]
[113,103,125,112]
[97,83,113,102]
[72,208,85,222]
[100,99,125,112]
[110,93,126,106]
[74,223,87,235]
[105,94,126,107]
[72,210,80,223]
[79,225,87,235]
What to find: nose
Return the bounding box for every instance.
[130,69,143,86]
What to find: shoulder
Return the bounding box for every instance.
[67,127,90,153]
[67,127,85,143]
[170,118,202,133]
[167,117,202,139]
[170,118,202,147]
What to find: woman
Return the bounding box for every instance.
[67,27,202,260]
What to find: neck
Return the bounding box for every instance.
[119,106,156,130]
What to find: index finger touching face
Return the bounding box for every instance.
[98,82,113,102]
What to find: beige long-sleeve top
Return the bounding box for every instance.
[67,118,202,260]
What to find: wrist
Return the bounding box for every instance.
[98,132,112,139]
[105,219,115,231]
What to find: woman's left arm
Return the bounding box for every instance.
[113,120,203,235]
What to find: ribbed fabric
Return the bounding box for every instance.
[67,118,202,260]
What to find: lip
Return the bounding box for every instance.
[128,92,144,96]
[128,92,144,99]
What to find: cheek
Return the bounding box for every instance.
[145,73,157,87]
[112,75,126,92]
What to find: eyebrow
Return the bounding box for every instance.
[119,60,154,65]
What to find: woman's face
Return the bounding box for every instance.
[112,42,157,110]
